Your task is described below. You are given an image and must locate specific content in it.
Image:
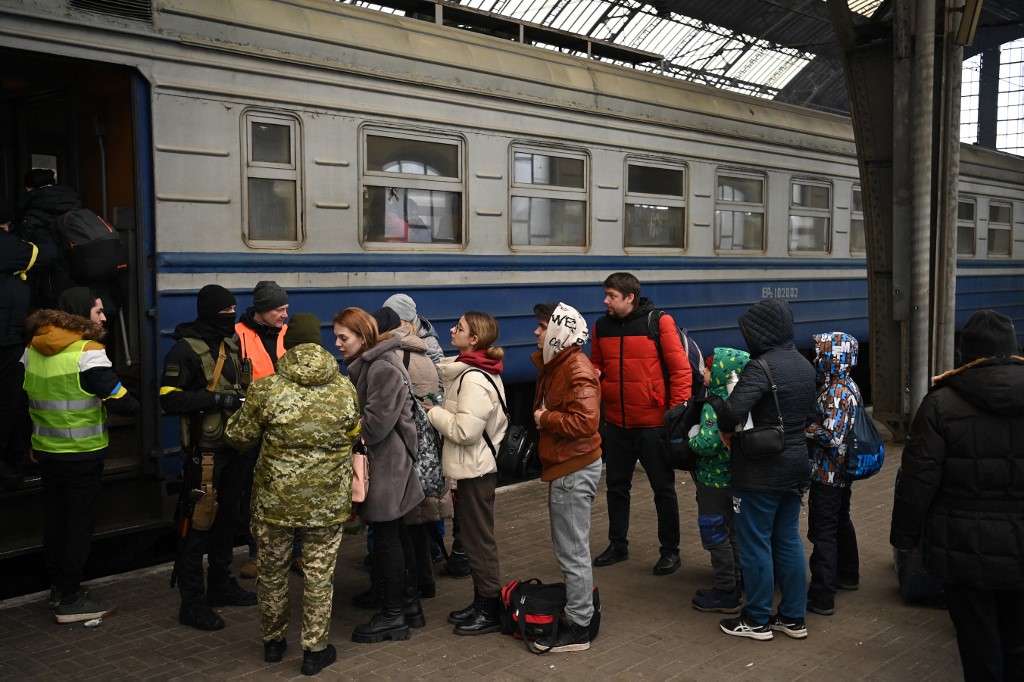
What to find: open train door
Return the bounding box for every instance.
[0,49,166,575]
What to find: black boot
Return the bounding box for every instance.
[300,644,336,676]
[403,572,425,628]
[447,590,479,625]
[352,608,411,643]
[453,595,501,636]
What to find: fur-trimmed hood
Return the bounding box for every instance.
[26,308,106,356]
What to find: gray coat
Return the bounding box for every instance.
[347,334,425,522]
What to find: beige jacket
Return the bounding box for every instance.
[427,358,508,481]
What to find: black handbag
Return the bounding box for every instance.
[730,359,785,460]
[458,370,537,478]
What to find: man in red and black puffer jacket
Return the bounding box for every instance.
[590,272,692,576]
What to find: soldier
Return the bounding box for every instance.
[159,284,255,631]
[226,313,359,676]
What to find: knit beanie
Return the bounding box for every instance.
[196,284,236,322]
[283,313,322,350]
[252,280,289,312]
[57,287,100,320]
[383,293,417,323]
[371,307,402,334]
[960,310,1018,364]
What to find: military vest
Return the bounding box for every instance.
[180,337,250,450]
[24,339,108,454]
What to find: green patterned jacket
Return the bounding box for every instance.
[689,347,750,488]
[226,343,359,527]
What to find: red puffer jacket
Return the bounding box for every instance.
[590,299,691,429]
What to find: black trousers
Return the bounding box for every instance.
[0,344,31,470]
[807,482,859,608]
[944,583,1024,682]
[407,522,435,589]
[39,457,104,601]
[602,423,679,554]
[371,519,415,609]
[177,450,247,608]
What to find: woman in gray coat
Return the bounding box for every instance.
[334,307,425,644]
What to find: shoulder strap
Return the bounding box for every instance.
[208,342,227,392]
[402,349,411,369]
[755,358,784,428]
[647,310,672,402]
[456,368,507,459]
[183,337,217,390]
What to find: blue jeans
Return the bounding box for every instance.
[549,459,602,627]
[733,490,806,624]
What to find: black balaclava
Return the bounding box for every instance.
[196,284,237,338]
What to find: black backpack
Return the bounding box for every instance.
[647,309,705,400]
[56,208,128,282]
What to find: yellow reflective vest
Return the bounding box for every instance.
[24,339,108,454]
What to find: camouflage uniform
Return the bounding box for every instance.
[225,342,359,651]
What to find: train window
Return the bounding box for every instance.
[510,147,588,247]
[850,187,865,254]
[243,112,301,245]
[361,131,464,245]
[624,161,686,249]
[957,199,976,256]
[788,180,831,253]
[714,172,765,252]
[988,201,1012,256]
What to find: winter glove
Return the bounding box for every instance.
[213,393,243,412]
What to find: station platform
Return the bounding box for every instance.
[0,444,963,680]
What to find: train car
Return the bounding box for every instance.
[0,0,1022,566]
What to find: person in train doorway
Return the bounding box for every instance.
[530,301,602,653]
[159,284,256,631]
[22,293,139,623]
[590,272,691,575]
[0,198,56,490]
[233,280,300,582]
[14,168,82,309]
[891,310,1024,681]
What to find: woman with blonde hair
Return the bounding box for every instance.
[426,311,508,636]
[333,307,425,644]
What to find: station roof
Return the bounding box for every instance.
[348,0,1024,116]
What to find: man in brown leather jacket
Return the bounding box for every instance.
[530,301,602,653]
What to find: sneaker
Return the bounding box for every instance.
[719,616,773,641]
[207,578,257,607]
[532,618,591,653]
[239,556,258,580]
[692,586,742,614]
[47,586,60,610]
[769,614,808,639]
[54,593,116,624]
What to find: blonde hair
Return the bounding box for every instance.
[463,310,504,361]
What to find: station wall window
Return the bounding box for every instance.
[788,180,831,253]
[510,147,587,247]
[361,130,464,245]
[624,160,686,249]
[243,112,302,246]
[957,198,976,256]
[714,172,765,252]
[988,201,1012,256]
[849,187,865,254]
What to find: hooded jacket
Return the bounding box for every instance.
[22,309,138,460]
[689,347,750,489]
[807,332,862,488]
[428,357,508,481]
[706,299,817,496]
[225,343,360,527]
[890,356,1024,589]
[416,315,445,366]
[532,303,602,482]
[591,297,692,429]
[346,333,425,522]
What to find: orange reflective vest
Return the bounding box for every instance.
[235,322,287,380]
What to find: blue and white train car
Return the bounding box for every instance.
[0,0,1021,560]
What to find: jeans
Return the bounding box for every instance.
[602,423,679,554]
[944,583,1024,682]
[370,518,415,609]
[733,489,806,624]
[807,483,859,608]
[39,457,104,600]
[549,459,601,627]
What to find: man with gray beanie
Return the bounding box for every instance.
[235,281,292,580]
[891,310,1023,680]
[160,284,256,630]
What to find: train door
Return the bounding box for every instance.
[0,47,165,565]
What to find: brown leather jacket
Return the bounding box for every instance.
[531,346,602,482]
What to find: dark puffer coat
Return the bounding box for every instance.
[890,356,1024,589]
[707,299,816,496]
